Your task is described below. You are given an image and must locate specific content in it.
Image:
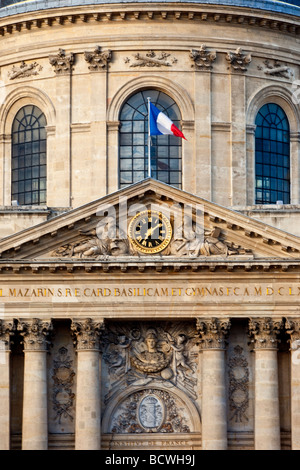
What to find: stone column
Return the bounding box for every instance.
[18,318,53,450]
[248,317,283,450]
[286,318,300,449]
[71,318,104,450]
[0,320,15,450]
[196,317,231,450]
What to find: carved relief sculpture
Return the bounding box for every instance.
[110,389,190,434]
[51,217,130,259]
[226,47,251,71]
[124,50,177,67]
[51,217,250,259]
[102,323,198,403]
[228,345,249,423]
[49,48,74,74]
[8,61,43,80]
[257,59,293,79]
[84,46,112,71]
[189,45,217,70]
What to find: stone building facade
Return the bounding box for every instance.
[0,0,300,451]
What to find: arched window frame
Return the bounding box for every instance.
[0,86,55,207]
[118,89,183,189]
[11,105,47,205]
[254,103,290,205]
[107,76,194,194]
[246,86,300,205]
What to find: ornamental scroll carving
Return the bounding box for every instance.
[228,345,249,423]
[110,389,190,434]
[102,322,199,403]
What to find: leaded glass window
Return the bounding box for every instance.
[119,90,182,188]
[12,105,47,205]
[255,103,290,205]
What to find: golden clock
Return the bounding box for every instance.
[128,210,172,254]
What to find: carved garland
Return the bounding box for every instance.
[52,346,76,424]
[228,345,249,423]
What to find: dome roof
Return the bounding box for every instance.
[1,0,300,18]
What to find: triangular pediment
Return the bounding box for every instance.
[0,179,300,264]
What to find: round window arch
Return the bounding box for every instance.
[255,103,290,205]
[119,89,182,188]
[11,105,47,205]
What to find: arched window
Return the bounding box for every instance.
[12,105,47,205]
[255,103,290,204]
[119,89,182,188]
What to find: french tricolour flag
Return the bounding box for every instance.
[149,103,186,140]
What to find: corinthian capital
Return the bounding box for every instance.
[248,317,283,350]
[0,319,15,351]
[196,317,231,349]
[18,318,53,351]
[71,318,105,351]
[285,318,300,351]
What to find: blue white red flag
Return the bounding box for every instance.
[149,103,186,140]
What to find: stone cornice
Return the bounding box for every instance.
[0,4,299,38]
[0,258,300,274]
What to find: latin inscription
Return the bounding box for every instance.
[0,284,299,301]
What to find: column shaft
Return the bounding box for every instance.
[18,318,52,451]
[197,317,230,450]
[71,318,104,451]
[254,349,280,450]
[22,351,48,450]
[202,349,227,449]
[75,350,101,450]
[0,350,10,450]
[249,317,282,450]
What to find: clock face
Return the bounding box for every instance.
[128,210,172,254]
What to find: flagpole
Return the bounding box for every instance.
[147,97,151,178]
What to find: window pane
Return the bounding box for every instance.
[255,103,290,204]
[119,89,182,189]
[12,105,47,205]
